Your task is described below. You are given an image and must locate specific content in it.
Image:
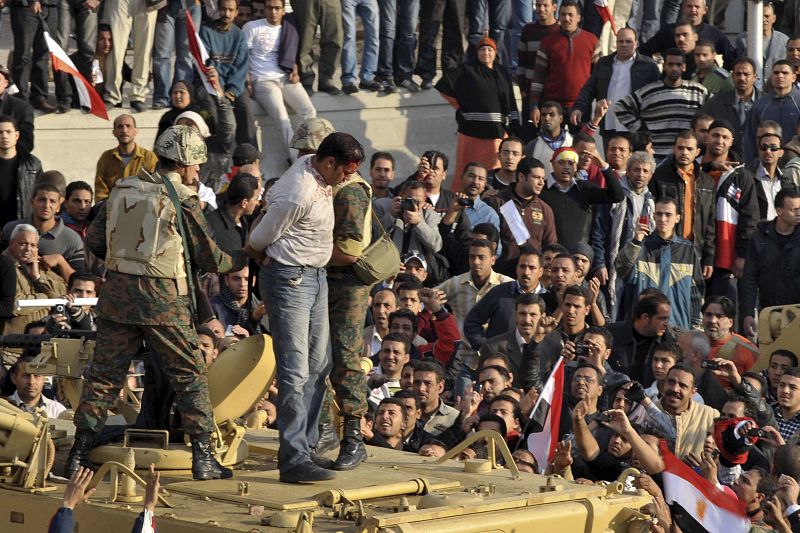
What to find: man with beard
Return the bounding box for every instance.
[486,158,556,276]
[488,137,524,192]
[592,151,657,321]
[615,49,708,158]
[413,360,460,443]
[524,101,572,177]
[369,152,396,199]
[529,284,591,389]
[700,120,759,300]
[7,356,68,418]
[702,58,760,156]
[211,265,262,335]
[541,253,578,314]
[656,363,719,458]
[703,296,758,381]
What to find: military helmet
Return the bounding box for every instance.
[155,125,208,165]
[290,117,335,152]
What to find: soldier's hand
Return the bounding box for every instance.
[62,467,96,509]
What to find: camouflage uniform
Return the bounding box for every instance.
[291,117,336,153]
[75,127,246,436]
[327,174,372,417]
[693,66,734,97]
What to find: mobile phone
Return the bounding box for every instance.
[639,214,649,226]
[700,360,720,370]
[593,413,612,424]
[747,428,768,439]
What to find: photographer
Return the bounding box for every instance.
[439,162,500,277]
[373,180,443,256]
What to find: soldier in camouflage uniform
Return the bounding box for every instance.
[327,165,373,470]
[65,126,247,481]
[291,117,336,157]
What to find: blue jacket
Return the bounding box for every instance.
[744,88,800,162]
[615,233,704,330]
[49,508,151,533]
[200,23,249,97]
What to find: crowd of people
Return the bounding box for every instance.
[1,0,800,530]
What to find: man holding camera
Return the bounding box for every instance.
[373,180,443,256]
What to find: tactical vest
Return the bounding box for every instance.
[105,170,197,292]
[332,173,372,253]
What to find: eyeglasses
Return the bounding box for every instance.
[572,375,597,384]
[759,144,781,152]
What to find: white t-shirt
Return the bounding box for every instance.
[243,19,283,82]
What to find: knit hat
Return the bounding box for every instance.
[709,119,736,138]
[477,33,497,52]
[570,243,595,263]
[551,147,579,163]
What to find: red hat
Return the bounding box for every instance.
[477,33,497,52]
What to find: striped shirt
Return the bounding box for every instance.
[436,270,514,334]
[615,80,708,156]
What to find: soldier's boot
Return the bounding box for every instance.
[63,429,96,478]
[332,416,367,471]
[313,422,339,455]
[191,433,233,481]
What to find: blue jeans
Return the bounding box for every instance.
[341,0,380,84]
[376,0,419,83]
[466,0,511,65]
[260,263,331,473]
[504,0,531,71]
[152,1,201,107]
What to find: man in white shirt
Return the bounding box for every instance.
[243,0,316,162]
[247,132,365,484]
[7,356,67,419]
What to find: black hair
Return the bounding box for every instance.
[701,295,735,318]
[381,332,411,355]
[370,151,395,169]
[388,309,418,336]
[583,326,613,348]
[65,180,93,201]
[225,172,261,206]
[67,271,96,291]
[316,132,365,166]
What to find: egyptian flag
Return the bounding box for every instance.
[526,356,565,473]
[43,31,108,120]
[593,0,618,35]
[186,10,218,96]
[659,441,750,533]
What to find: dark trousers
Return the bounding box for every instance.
[415,0,466,82]
[56,0,97,106]
[11,3,59,103]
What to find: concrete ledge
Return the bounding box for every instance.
[32,88,458,186]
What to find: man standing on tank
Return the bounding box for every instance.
[248,132,366,483]
[65,126,247,481]
[326,147,373,471]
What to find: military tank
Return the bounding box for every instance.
[0,331,659,532]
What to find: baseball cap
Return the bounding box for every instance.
[232,143,262,166]
[403,251,428,271]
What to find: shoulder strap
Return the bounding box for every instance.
[160,175,198,316]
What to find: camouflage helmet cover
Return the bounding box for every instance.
[155,125,208,165]
[290,117,336,151]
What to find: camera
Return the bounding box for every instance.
[50,304,66,315]
[458,197,475,208]
[700,360,720,370]
[574,342,590,357]
[747,428,768,439]
[591,413,612,424]
[402,197,419,212]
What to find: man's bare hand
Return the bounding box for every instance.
[62,467,96,509]
[143,464,160,514]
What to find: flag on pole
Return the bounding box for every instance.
[659,441,750,533]
[593,0,618,35]
[43,31,108,120]
[186,10,218,96]
[526,356,566,473]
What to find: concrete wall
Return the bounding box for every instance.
[32,89,459,187]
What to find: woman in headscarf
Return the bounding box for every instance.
[436,35,519,191]
[156,80,206,140]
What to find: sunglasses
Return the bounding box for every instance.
[759,144,781,152]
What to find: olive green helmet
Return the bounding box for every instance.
[290,117,336,152]
[155,125,208,165]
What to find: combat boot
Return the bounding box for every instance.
[191,433,233,480]
[63,429,95,478]
[312,422,339,455]
[332,416,367,471]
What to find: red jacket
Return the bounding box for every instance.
[530,29,598,108]
[416,308,461,367]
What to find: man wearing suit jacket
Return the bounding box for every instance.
[571,28,660,143]
[479,292,546,389]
